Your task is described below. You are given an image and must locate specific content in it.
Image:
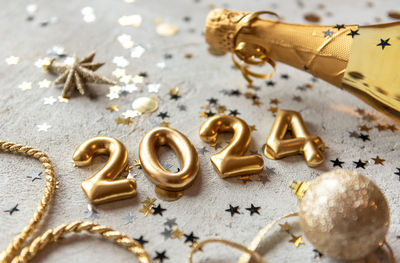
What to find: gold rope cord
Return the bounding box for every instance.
[10,221,151,263]
[0,141,150,263]
[0,141,57,262]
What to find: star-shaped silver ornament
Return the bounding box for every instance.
[27,171,42,182]
[84,204,99,220]
[47,51,116,98]
[164,218,177,228]
[160,227,172,240]
[123,212,136,224]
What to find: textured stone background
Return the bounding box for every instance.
[0,0,399,262]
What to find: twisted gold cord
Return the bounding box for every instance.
[0,141,57,263]
[11,221,150,263]
[0,141,150,263]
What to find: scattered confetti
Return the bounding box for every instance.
[84,204,99,220]
[156,23,179,36]
[37,122,51,132]
[123,212,136,224]
[118,15,142,27]
[38,79,52,88]
[81,6,96,23]
[289,234,305,247]
[112,56,129,68]
[117,34,135,49]
[131,45,146,58]
[225,205,240,216]
[18,81,32,91]
[106,105,119,112]
[3,203,19,215]
[27,172,42,182]
[5,56,19,65]
[132,96,159,114]
[43,96,57,105]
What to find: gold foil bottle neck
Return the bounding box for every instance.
[205,8,400,123]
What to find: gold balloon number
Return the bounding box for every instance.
[139,127,199,201]
[73,137,137,204]
[263,109,324,167]
[199,115,264,178]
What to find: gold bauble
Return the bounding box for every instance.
[298,170,390,260]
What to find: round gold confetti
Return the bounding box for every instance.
[388,11,400,20]
[304,13,321,23]
[156,23,179,36]
[132,97,158,114]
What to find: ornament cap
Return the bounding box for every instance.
[289,180,310,200]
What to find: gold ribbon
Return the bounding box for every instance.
[232,11,280,85]
[189,212,298,263]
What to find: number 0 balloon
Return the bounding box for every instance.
[139,127,199,201]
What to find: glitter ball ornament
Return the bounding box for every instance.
[298,170,390,261]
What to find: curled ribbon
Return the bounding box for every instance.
[189,212,298,263]
[189,212,396,263]
[232,11,280,86]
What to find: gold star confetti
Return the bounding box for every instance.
[115,117,133,125]
[216,105,226,113]
[169,87,180,95]
[160,121,171,127]
[185,53,193,59]
[5,56,19,65]
[305,83,313,89]
[375,124,387,131]
[18,81,32,91]
[172,228,184,239]
[200,112,208,118]
[320,143,328,151]
[190,241,202,250]
[289,234,305,247]
[238,175,252,184]
[35,57,53,70]
[268,106,278,113]
[48,52,116,98]
[279,222,292,232]
[359,125,372,132]
[372,156,385,165]
[142,196,156,207]
[125,165,133,172]
[244,92,254,99]
[156,23,179,36]
[253,100,262,106]
[106,105,119,112]
[270,98,280,104]
[154,17,162,24]
[202,104,210,110]
[249,125,257,131]
[139,204,153,216]
[58,96,69,103]
[38,79,52,88]
[134,159,142,168]
[118,15,142,27]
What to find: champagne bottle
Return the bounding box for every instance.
[205,9,400,122]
